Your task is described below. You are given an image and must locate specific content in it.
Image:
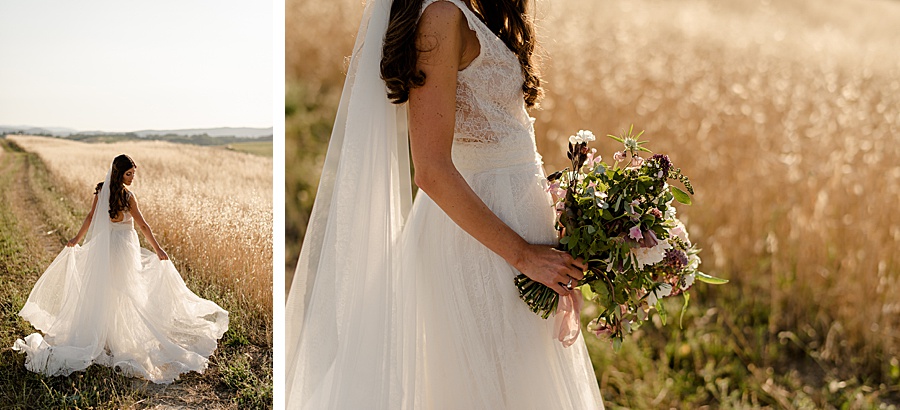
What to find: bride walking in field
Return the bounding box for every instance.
[286,0,603,407]
[13,154,228,384]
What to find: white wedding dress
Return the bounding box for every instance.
[13,174,229,384]
[404,0,603,408]
[287,0,603,408]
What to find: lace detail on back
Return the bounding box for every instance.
[419,0,541,173]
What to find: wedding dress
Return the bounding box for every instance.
[286,0,603,408]
[13,167,229,384]
[405,0,603,408]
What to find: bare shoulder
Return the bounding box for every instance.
[417,0,470,67]
[420,0,464,20]
[418,0,466,39]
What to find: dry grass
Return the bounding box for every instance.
[287,0,900,406]
[535,0,900,379]
[6,136,273,317]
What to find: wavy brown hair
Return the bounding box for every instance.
[381,0,542,107]
[94,154,136,219]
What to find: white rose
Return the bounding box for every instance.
[631,239,672,267]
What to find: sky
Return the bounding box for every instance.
[0,0,272,132]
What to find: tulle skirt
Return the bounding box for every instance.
[14,221,229,383]
[406,160,604,409]
[288,159,603,409]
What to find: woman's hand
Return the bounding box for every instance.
[156,248,169,261]
[66,238,79,247]
[512,244,586,296]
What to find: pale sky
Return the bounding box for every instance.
[0,0,272,132]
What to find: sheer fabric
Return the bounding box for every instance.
[284,0,414,407]
[286,0,603,408]
[13,166,229,384]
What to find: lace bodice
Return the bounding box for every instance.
[420,0,542,173]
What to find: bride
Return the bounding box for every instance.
[13,154,229,384]
[287,0,604,408]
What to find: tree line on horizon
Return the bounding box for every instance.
[1,131,273,147]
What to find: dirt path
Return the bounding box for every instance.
[0,139,247,409]
[0,142,70,259]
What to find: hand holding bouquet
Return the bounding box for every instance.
[515,126,727,350]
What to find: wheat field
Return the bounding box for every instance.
[538,0,900,364]
[287,0,900,406]
[8,136,273,316]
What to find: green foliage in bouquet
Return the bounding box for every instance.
[515,126,727,350]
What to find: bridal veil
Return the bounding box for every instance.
[284,0,417,407]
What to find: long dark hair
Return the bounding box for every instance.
[381,0,542,107]
[94,154,136,219]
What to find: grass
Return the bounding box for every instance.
[0,137,272,409]
[0,139,147,408]
[7,135,273,318]
[286,0,900,408]
[284,83,340,290]
[226,141,273,157]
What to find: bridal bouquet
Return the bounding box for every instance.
[515,126,727,350]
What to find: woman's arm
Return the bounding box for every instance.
[127,193,169,260]
[67,192,99,247]
[409,3,583,296]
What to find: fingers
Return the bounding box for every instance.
[553,248,587,279]
[569,267,585,281]
[561,255,586,281]
[572,257,588,272]
[548,282,570,296]
[555,272,576,292]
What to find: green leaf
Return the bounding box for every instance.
[594,281,610,299]
[679,293,690,329]
[657,298,668,326]
[559,236,570,245]
[696,271,729,284]
[580,284,595,300]
[671,186,692,205]
[612,337,623,352]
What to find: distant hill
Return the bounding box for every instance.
[0,125,78,136]
[134,127,273,138]
[0,125,272,138]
